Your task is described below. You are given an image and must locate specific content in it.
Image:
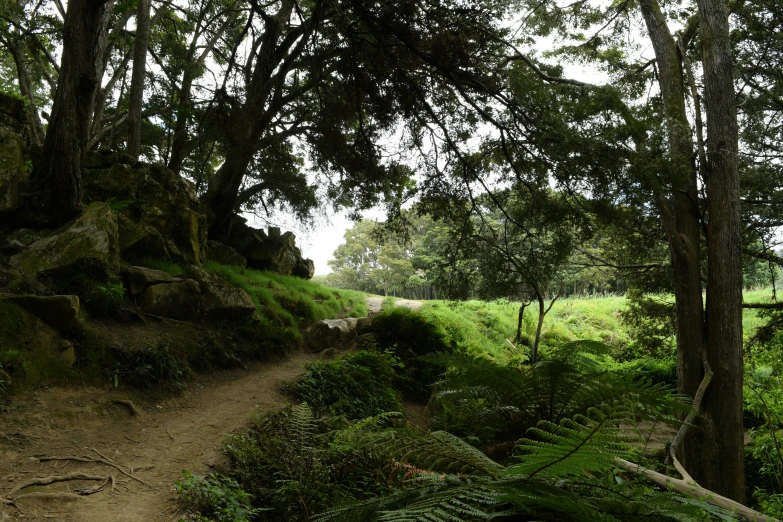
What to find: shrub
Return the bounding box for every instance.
[223,405,392,521]
[176,471,261,522]
[283,351,402,419]
[359,307,452,400]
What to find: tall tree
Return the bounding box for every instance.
[126,0,150,159]
[697,0,745,500]
[24,0,114,225]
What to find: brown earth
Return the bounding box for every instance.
[0,350,318,521]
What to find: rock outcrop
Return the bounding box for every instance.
[305,318,360,352]
[206,240,246,268]
[126,265,255,321]
[10,203,121,283]
[82,150,208,265]
[137,279,202,320]
[0,293,80,332]
[185,265,256,319]
[224,218,315,279]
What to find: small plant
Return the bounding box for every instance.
[84,281,125,314]
[283,351,403,419]
[176,471,261,522]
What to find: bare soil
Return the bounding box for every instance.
[0,350,318,521]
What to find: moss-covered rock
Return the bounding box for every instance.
[82,153,207,265]
[185,265,256,319]
[137,279,201,320]
[206,240,246,268]
[123,265,181,296]
[1,294,80,332]
[117,213,170,261]
[226,220,315,279]
[10,204,120,287]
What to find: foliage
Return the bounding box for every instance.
[111,343,191,394]
[176,471,262,522]
[83,280,126,315]
[426,341,689,453]
[314,404,729,521]
[283,351,402,419]
[222,404,396,521]
[619,289,676,361]
[359,307,454,400]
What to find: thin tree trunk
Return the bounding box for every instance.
[167,73,195,174]
[7,40,44,147]
[127,0,150,160]
[532,296,545,364]
[25,0,114,226]
[515,301,530,343]
[697,0,745,501]
[638,0,706,483]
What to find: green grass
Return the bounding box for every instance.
[405,290,773,365]
[206,262,367,336]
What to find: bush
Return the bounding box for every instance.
[283,351,402,419]
[223,405,392,521]
[360,307,452,400]
[176,471,261,522]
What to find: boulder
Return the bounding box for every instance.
[0,92,26,133]
[123,266,181,297]
[226,218,315,279]
[0,112,28,216]
[10,203,121,282]
[0,294,80,331]
[305,318,359,352]
[117,214,170,261]
[82,154,208,265]
[207,240,247,268]
[185,265,256,319]
[137,279,201,320]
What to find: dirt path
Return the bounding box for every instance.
[0,350,318,521]
[0,296,428,521]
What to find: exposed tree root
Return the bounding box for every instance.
[112,399,139,416]
[36,451,151,487]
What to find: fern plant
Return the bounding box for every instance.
[426,340,689,453]
[314,403,735,522]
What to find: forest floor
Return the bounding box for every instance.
[0,297,426,522]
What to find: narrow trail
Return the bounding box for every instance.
[0,351,317,521]
[0,297,426,521]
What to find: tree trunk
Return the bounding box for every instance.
[127,0,150,160]
[7,40,44,147]
[167,73,195,174]
[201,143,256,239]
[532,296,545,364]
[515,301,530,343]
[697,0,745,501]
[638,0,706,483]
[25,0,114,226]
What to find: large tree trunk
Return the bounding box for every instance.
[697,0,745,502]
[638,0,706,483]
[127,0,150,160]
[201,144,256,239]
[25,0,113,226]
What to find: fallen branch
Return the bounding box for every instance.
[615,458,777,521]
[668,351,713,482]
[37,455,151,487]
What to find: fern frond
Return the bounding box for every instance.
[369,430,505,478]
[509,404,636,480]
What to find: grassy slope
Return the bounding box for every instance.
[411,289,776,364]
